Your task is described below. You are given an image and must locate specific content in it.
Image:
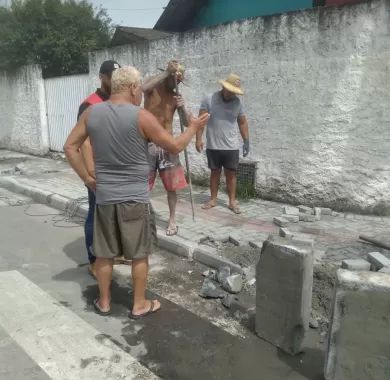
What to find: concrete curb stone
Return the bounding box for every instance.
[156,231,197,260]
[193,246,243,274]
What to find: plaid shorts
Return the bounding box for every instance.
[148,143,187,192]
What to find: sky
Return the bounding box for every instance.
[90,0,170,28]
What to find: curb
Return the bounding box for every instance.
[156,230,197,260]
[0,176,87,219]
[193,246,243,274]
[0,176,244,273]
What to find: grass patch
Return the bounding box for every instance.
[236,181,257,200]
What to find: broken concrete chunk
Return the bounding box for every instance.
[283,215,299,223]
[248,240,263,249]
[256,236,313,356]
[279,228,293,239]
[298,213,317,222]
[221,294,236,308]
[341,259,371,272]
[243,266,256,282]
[325,270,390,380]
[202,269,216,278]
[309,317,319,329]
[199,278,225,299]
[217,266,231,284]
[222,274,243,294]
[283,206,300,216]
[273,217,289,227]
[247,278,256,286]
[298,205,314,215]
[379,267,390,274]
[320,207,332,215]
[228,236,240,246]
[199,236,210,244]
[367,252,390,271]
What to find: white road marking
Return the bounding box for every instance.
[0,271,159,380]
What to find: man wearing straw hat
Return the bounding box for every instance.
[196,73,250,214]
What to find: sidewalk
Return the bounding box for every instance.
[1,149,390,273]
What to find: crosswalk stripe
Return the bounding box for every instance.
[0,270,159,380]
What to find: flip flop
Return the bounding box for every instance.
[201,202,216,210]
[228,205,242,214]
[166,225,179,236]
[93,299,111,316]
[128,300,161,320]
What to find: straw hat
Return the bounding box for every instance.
[219,73,244,95]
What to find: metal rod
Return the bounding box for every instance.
[359,235,390,251]
[174,75,196,222]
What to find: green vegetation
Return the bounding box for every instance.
[0,0,112,78]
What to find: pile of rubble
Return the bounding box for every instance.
[198,266,254,308]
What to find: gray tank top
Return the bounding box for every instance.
[87,102,149,205]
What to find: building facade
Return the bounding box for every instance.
[155,0,365,32]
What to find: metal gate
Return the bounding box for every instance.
[45,74,90,151]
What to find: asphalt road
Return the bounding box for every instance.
[0,193,325,380]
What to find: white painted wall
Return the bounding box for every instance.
[0,65,49,155]
[45,74,90,152]
[90,0,390,214]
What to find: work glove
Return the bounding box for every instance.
[243,139,250,157]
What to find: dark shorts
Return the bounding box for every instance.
[93,202,157,261]
[206,149,239,171]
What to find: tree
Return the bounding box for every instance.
[0,0,112,78]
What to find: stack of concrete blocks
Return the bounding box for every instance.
[325,270,390,380]
[274,205,329,230]
[255,236,314,355]
[341,252,390,274]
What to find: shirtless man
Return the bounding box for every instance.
[143,60,188,236]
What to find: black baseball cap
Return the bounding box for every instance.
[99,60,120,75]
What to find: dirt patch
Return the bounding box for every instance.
[312,262,338,326]
[217,246,261,268]
[200,238,261,268]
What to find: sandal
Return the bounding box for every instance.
[201,201,216,210]
[228,205,241,214]
[128,300,161,320]
[166,225,179,236]
[93,299,111,316]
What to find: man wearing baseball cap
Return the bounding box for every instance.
[196,73,250,214]
[78,60,120,278]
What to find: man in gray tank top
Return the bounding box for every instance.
[64,66,209,319]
